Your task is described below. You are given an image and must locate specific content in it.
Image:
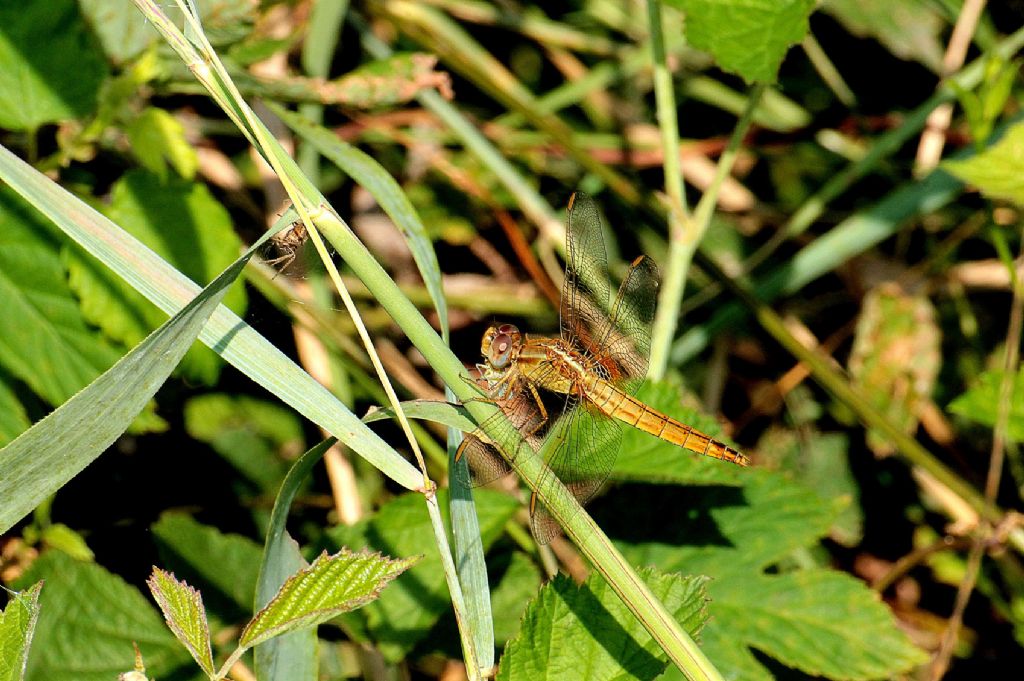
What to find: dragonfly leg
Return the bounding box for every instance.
[522,382,549,438]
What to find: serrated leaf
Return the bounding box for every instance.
[0,0,108,130]
[849,283,940,456]
[948,367,1024,441]
[610,472,926,679]
[184,394,302,491]
[821,0,944,72]
[712,570,928,679]
[146,569,215,676]
[498,568,709,681]
[0,185,123,409]
[66,169,247,385]
[0,581,42,681]
[943,122,1024,207]
[11,552,187,681]
[327,489,518,661]
[151,514,262,613]
[613,381,747,486]
[125,108,199,180]
[756,428,862,546]
[666,0,815,84]
[239,549,419,649]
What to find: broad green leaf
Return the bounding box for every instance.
[240,549,419,649]
[38,524,94,562]
[948,367,1024,441]
[943,122,1024,207]
[146,569,215,676]
[254,439,336,681]
[12,552,187,681]
[0,371,29,447]
[125,108,199,180]
[498,568,709,681]
[0,581,42,681]
[327,489,518,662]
[78,0,159,64]
[822,0,944,72]
[66,169,247,385]
[611,472,926,679]
[712,570,927,679]
[613,381,748,486]
[0,186,122,409]
[490,552,543,646]
[666,0,815,84]
[0,200,252,533]
[848,284,940,456]
[757,428,862,547]
[271,104,448,335]
[0,0,108,130]
[151,513,262,614]
[184,394,303,491]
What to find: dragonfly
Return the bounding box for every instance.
[456,193,749,543]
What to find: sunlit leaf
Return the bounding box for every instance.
[239,549,419,649]
[0,581,42,681]
[944,122,1024,207]
[498,568,709,681]
[146,569,215,676]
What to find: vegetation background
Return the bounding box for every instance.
[1,0,1024,679]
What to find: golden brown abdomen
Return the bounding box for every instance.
[583,377,750,466]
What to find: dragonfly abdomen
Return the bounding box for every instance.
[582,377,750,466]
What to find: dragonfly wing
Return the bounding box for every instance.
[529,394,622,544]
[456,385,545,488]
[561,193,615,354]
[602,253,659,385]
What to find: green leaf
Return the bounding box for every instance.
[0,199,252,533]
[0,581,42,681]
[0,371,30,447]
[497,568,709,681]
[612,472,927,679]
[0,186,123,409]
[327,489,519,662]
[666,0,815,84]
[240,549,419,649]
[821,0,944,72]
[490,552,543,646]
[125,108,199,180]
[77,0,159,64]
[151,513,263,613]
[713,570,928,679]
[39,524,94,561]
[65,169,247,385]
[0,0,109,130]
[184,394,303,491]
[146,569,215,676]
[757,429,862,546]
[948,367,1024,441]
[943,122,1024,207]
[11,552,187,681]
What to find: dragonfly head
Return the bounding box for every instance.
[482,323,522,370]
